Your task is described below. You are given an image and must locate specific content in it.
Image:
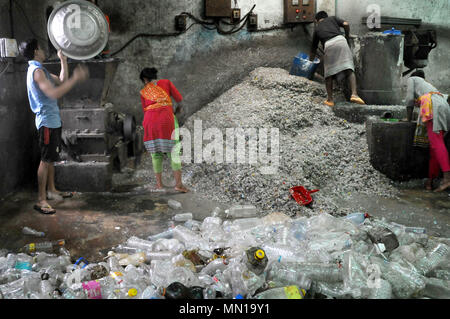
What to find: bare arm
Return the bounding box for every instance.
[49,50,69,85]
[343,21,350,40]
[34,65,89,100]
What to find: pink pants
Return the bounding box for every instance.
[426,120,450,179]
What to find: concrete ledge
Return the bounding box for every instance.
[333,103,406,123]
[55,161,113,192]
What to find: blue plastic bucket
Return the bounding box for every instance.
[289,53,321,80]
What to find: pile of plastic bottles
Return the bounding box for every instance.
[0,202,449,299]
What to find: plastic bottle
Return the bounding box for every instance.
[22,226,45,237]
[368,279,393,299]
[168,199,182,210]
[14,254,33,272]
[245,247,268,275]
[173,213,193,222]
[253,286,306,299]
[268,266,312,290]
[126,236,154,251]
[184,220,202,231]
[224,205,258,219]
[211,207,225,218]
[211,271,232,298]
[343,212,369,225]
[141,284,164,299]
[200,258,229,275]
[404,226,427,234]
[311,281,360,299]
[415,243,449,276]
[228,218,263,232]
[22,240,65,254]
[163,281,190,299]
[118,252,146,266]
[272,262,343,283]
[203,286,217,299]
[147,228,174,241]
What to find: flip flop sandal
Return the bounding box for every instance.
[34,204,56,215]
[350,96,366,105]
[324,100,335,107]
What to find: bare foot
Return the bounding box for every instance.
[425,179,433,191]
[434,181,450,192]
[34,200,56,214]
[175,185,189,193]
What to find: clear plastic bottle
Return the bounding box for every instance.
[227,218,262,232]
[203,286,217,299]
[268,266,312,290]
[342,212,369,225]
[311,281,360,299]
[415,243,449,276]
[118,252,146,266]
[22,239,65,254]
[168,199,182,210]
[126,236,154,251]
[253,285,306,299]
[272,262,343,283]
[184,220,202,231]
[211,207,225,218]
[141,284,164,299]
[368,279,393,299]
[147,228,174,241]
[224,205,258,219]
[22,226,45,237]
[200,258,228,275]
[173,213,193,222]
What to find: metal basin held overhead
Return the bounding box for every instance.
[48,0,109,60]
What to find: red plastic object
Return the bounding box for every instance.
[290,186,319,206]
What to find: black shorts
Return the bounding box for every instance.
[38,126,62,163]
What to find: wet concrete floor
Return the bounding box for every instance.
[0,153,448,262]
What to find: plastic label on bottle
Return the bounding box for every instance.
[82,280,102,299]
[284,286,303,299]
[15,261,32,271]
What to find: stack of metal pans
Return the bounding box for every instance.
[47,0,109,60]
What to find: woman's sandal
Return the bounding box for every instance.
[324,100,335,107]
[34,204,56,215]
[350,95,366,105]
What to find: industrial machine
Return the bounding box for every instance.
[45,59,144,192]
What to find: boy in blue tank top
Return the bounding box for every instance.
[19,39,89,214]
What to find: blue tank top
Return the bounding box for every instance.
[26,61,62,130]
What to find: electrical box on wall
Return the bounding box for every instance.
[205,0,231,18]
[175,14,187,31]
[247,13,258,31]
[0,38,19,58]
[284,0,315,24]
[231,8,241,23]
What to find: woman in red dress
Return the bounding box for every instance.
[139,67,189,193]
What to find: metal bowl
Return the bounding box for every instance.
[47,0,109,60]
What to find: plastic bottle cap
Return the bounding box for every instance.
[255,249,265,260]
[128,288,138,297]
[235,294,244,299]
